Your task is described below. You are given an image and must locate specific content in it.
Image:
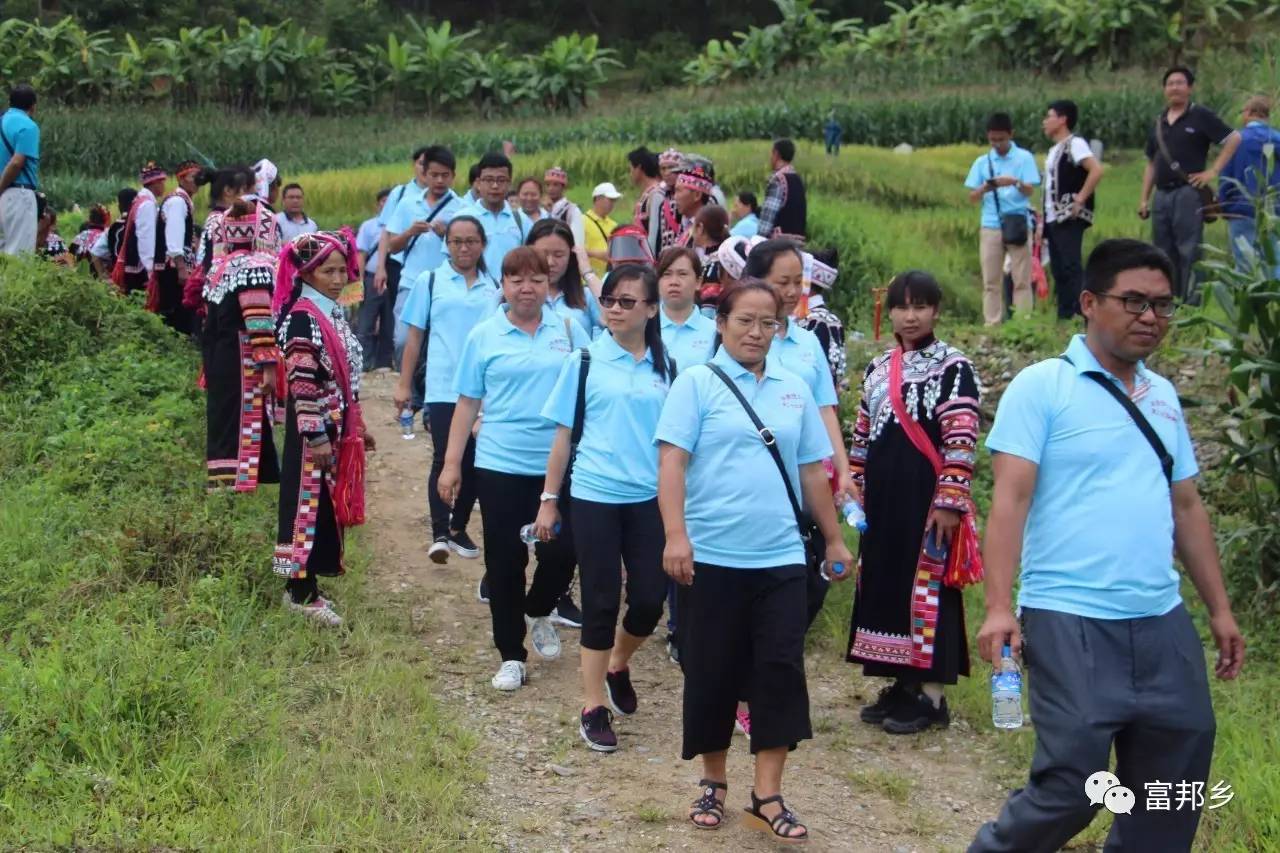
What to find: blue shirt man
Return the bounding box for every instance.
[1219,97,1280,273]
[964,140,1040,230]
[0,86,40,255]
[541,333,672,504]
[0,105,39,190]
[388,185,464,290]
[355,213,382,275]
[654,346,831,569]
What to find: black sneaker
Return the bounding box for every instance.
[883,691,950,735]
[428,536,450,565]
[448,529,480,559]
[477,574,490,604]
[859,680,910,725]
[550,591,582,629]
[666,633,680,666]
[605,668,638,716]
[580,705,618,752]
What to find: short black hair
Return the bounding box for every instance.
[414,144,456,172]
[627,146,660,179]
[1163,65,1195,87]
[886,270,943,309]
[9,84,36,111]
[772,138,796,162]
[1084,239,1175,295]
[1047,99,1079,130]
[476,152,513,176]
[737,191,759,214]
[281,183,304,197]
[468,162,481,184]
[376,187,392,202]
[986,112,1014,133]
[117,187,137,212]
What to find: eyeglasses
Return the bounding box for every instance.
[599,295,649,310]
[447,238,483,248]
[478,175,510,186]
[1095,293,1178,318]
[728,314,783,333]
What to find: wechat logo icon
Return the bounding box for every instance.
[1085,770,1135,815]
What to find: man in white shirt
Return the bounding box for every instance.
[157,160,202,332]
[116,162,168,299]
[1042,100,1104,319]
[275,183,318,242]
[544,166,586,249]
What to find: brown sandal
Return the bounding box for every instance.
[743,790,808,842]
[689,779,728,830]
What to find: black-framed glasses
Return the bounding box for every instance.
[447,238,483,248]
[599,295,649,310]
[1095,293,1178,318]
[478,175,510,185]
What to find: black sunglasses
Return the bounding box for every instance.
[599,295,650,310]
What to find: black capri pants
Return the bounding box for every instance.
[678,562,812,760]
[475,468,577,663]
[571,497,666,651]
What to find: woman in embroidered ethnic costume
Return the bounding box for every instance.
[273,230,370,627]
[184,165,253,319]
[201,198,282,492]
[846,271,981,735]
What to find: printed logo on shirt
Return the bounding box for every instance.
[548,336,571,354]
[1149,398,1182,425]
[780,392,805,410]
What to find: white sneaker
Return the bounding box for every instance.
[282,592,343,627]
[428,537,450,564]
[526,615,561,660]
[491,660,527,691]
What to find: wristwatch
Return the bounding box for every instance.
[539,492,559,502]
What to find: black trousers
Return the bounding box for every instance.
[476,468,577,663]
[357,271,397,370]
[571,497,666,651]
[156,267,194,334]
[1046,219,1087,319]
[426,402,478,540]
[970,605,1215,853]
[678,562,811,759]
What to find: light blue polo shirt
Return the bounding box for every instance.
[660,305,717,371]
[388,186,464,288]
[730,213,759,238]
[455,201,530,275]
[986,334,1198,620]
[654,347,832,569]
[773,320,839,408]
[401,261,501,404]
[377,181,415,264]
[963,142,1040,230]
[1,108,39,188]
[355,215,381,274]
[542,333,671,503]
[548,287,603,337]
[454,304,592,476]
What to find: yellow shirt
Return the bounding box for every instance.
[583,209,617,277]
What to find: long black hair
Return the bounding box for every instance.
[605,263,675,382]
[526,217,586,310]
[445,214,489,277]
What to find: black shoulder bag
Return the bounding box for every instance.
[1060,355,1173,484]
[706,363,824,573]
[989,153,1029,246]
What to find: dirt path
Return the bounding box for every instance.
[359,370,1010,852]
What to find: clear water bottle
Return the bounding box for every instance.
[819,560,848,582]
[841,498,868,533]
[991,644,1024,730]
[519,522,560,549]
[400,406,415,440]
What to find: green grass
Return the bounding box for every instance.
[0,262,486,849]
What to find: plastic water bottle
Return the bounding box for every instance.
[819,560,847,582]
[991,644,1024,730]
[519,522,560,549]
[400,407,415,440]
[841,498,868,533]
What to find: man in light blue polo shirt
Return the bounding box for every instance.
[0,84,40,254]
[455,152,531,276]
[964,112,1040,325]
[970,239,1244,853]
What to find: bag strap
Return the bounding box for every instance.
[403,192,454,258]
[706,363,807,533]
[888,348,944,476]
[421,271,437,335]
[1153,113,1191,183]
[988,153,1002,217]
[571,348,591,451]
[1060,355,1173,484]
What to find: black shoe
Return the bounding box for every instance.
[605,668,638,716]
[550,591,582,629]
[666,633,680,666]
[882,691,950,735]
[579,705,618,752]
[477,574,490,604]
[859,680,910,725]
[448,529,480,559]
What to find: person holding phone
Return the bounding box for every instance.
[845,270,982,735]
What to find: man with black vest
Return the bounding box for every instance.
[157,160,201,333]
[1139,66,1241,304]
[1042,100,1105,319]
[758,138,807,241]
[115,162,168,304]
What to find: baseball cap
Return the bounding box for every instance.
[592,182,623,199]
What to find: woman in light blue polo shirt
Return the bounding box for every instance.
[394,215,500,566]
[439,246,591,692]
[655,281,851,842]
[527,218,602,338]
[533,264,675,753]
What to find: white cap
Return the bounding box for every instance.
[592,182,623,199]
